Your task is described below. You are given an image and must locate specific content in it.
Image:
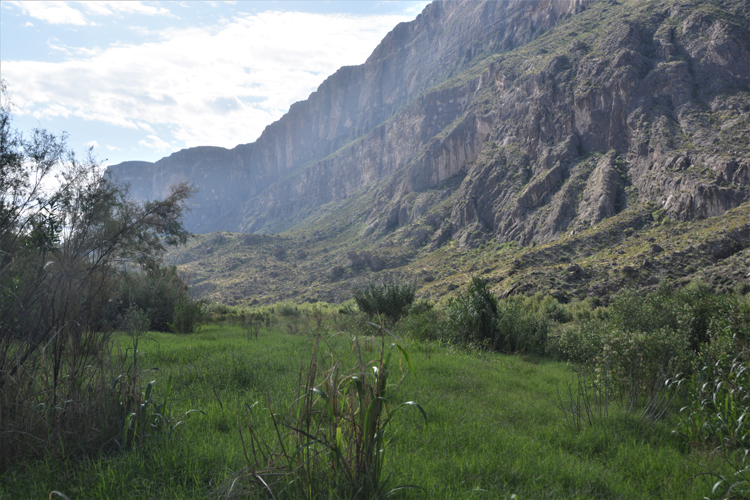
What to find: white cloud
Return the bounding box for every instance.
[137,122,155,133]
[3,10,413,155]
[106,144,121,151]
[8,1,171,26]
[86,140,100,148]
[139,134,172,150]
[32,103,72,119]
[79,1,172,17]
[10,1,92,26]
[24,21,33,27]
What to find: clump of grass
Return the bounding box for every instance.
[220,327,426,499]
[443,277,549,353]
[0,306,191,473]
[352,280,416,324]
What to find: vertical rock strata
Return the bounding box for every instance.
[108,0,750,247]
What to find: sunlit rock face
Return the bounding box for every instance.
[108,0,750,246]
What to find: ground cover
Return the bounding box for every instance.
[0,319,728,499]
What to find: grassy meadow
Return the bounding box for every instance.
[1,316,730,500]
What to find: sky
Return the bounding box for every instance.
[0,1,429,166]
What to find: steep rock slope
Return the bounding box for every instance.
[352,0,750,248]
[110,0,750,254]
[108,0,593,233]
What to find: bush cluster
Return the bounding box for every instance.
[352,280,416,324]
[0,89,194,471]
[105,266,204,333]
[442,277,549,353]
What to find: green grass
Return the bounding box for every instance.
[0,322,726,499]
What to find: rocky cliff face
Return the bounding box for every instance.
[108,0,750,249]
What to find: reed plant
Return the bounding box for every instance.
[220,324,426,499]
[0,306,192,473]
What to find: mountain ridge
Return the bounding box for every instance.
[107,0,596,234]
[108,0,750,304]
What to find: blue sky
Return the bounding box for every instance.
[1,1,429,166]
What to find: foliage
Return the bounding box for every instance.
[607,282,735,352]
[222,330,426,499]
[443,276,499,348]
[170,294,205,334]
[443,277,548,353]
[0,85,194,471]
[107,266,202,333]
[678,356,750,453]
[496,296,549,354]
[2,321,733,499]
[396,306,444,342]
[352,280,416,324]
[559,286,750,424]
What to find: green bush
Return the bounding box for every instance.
[109,266,202,333]
[497,296,549,354]
[443,277,499,348]
[560,285,748,417]
[352,280,416,324]
[170,295,205,334]
[396,307,444,342]
[442,277,549,353]
[608,283,733,352]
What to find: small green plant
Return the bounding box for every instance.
[352,280,417,324]
[222,328,426,499]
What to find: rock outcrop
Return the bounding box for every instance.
[108,0,750,249]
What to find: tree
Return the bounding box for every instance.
[0,82,195,468]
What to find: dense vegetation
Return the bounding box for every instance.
[0,86,202,472]
[4,270,749,498]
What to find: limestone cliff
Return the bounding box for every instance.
[108,0,750,249]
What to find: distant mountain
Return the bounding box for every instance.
[109,0,750,304]
[108,0,599,235]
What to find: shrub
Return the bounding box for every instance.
[170,295,205,334]
[443,277,498,348]
[444,278,549,353]
[608,283,734,352]
[110,266,200,332]
[352,280,416,324]
[497,296,549,354]
[559,286,747,418]
[0,89,193,471]
[396,306,444,342]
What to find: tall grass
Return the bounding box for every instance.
[352,280,416,324]
[221,326,426,499]
[0,306,185,473]
[443,277,549,353]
